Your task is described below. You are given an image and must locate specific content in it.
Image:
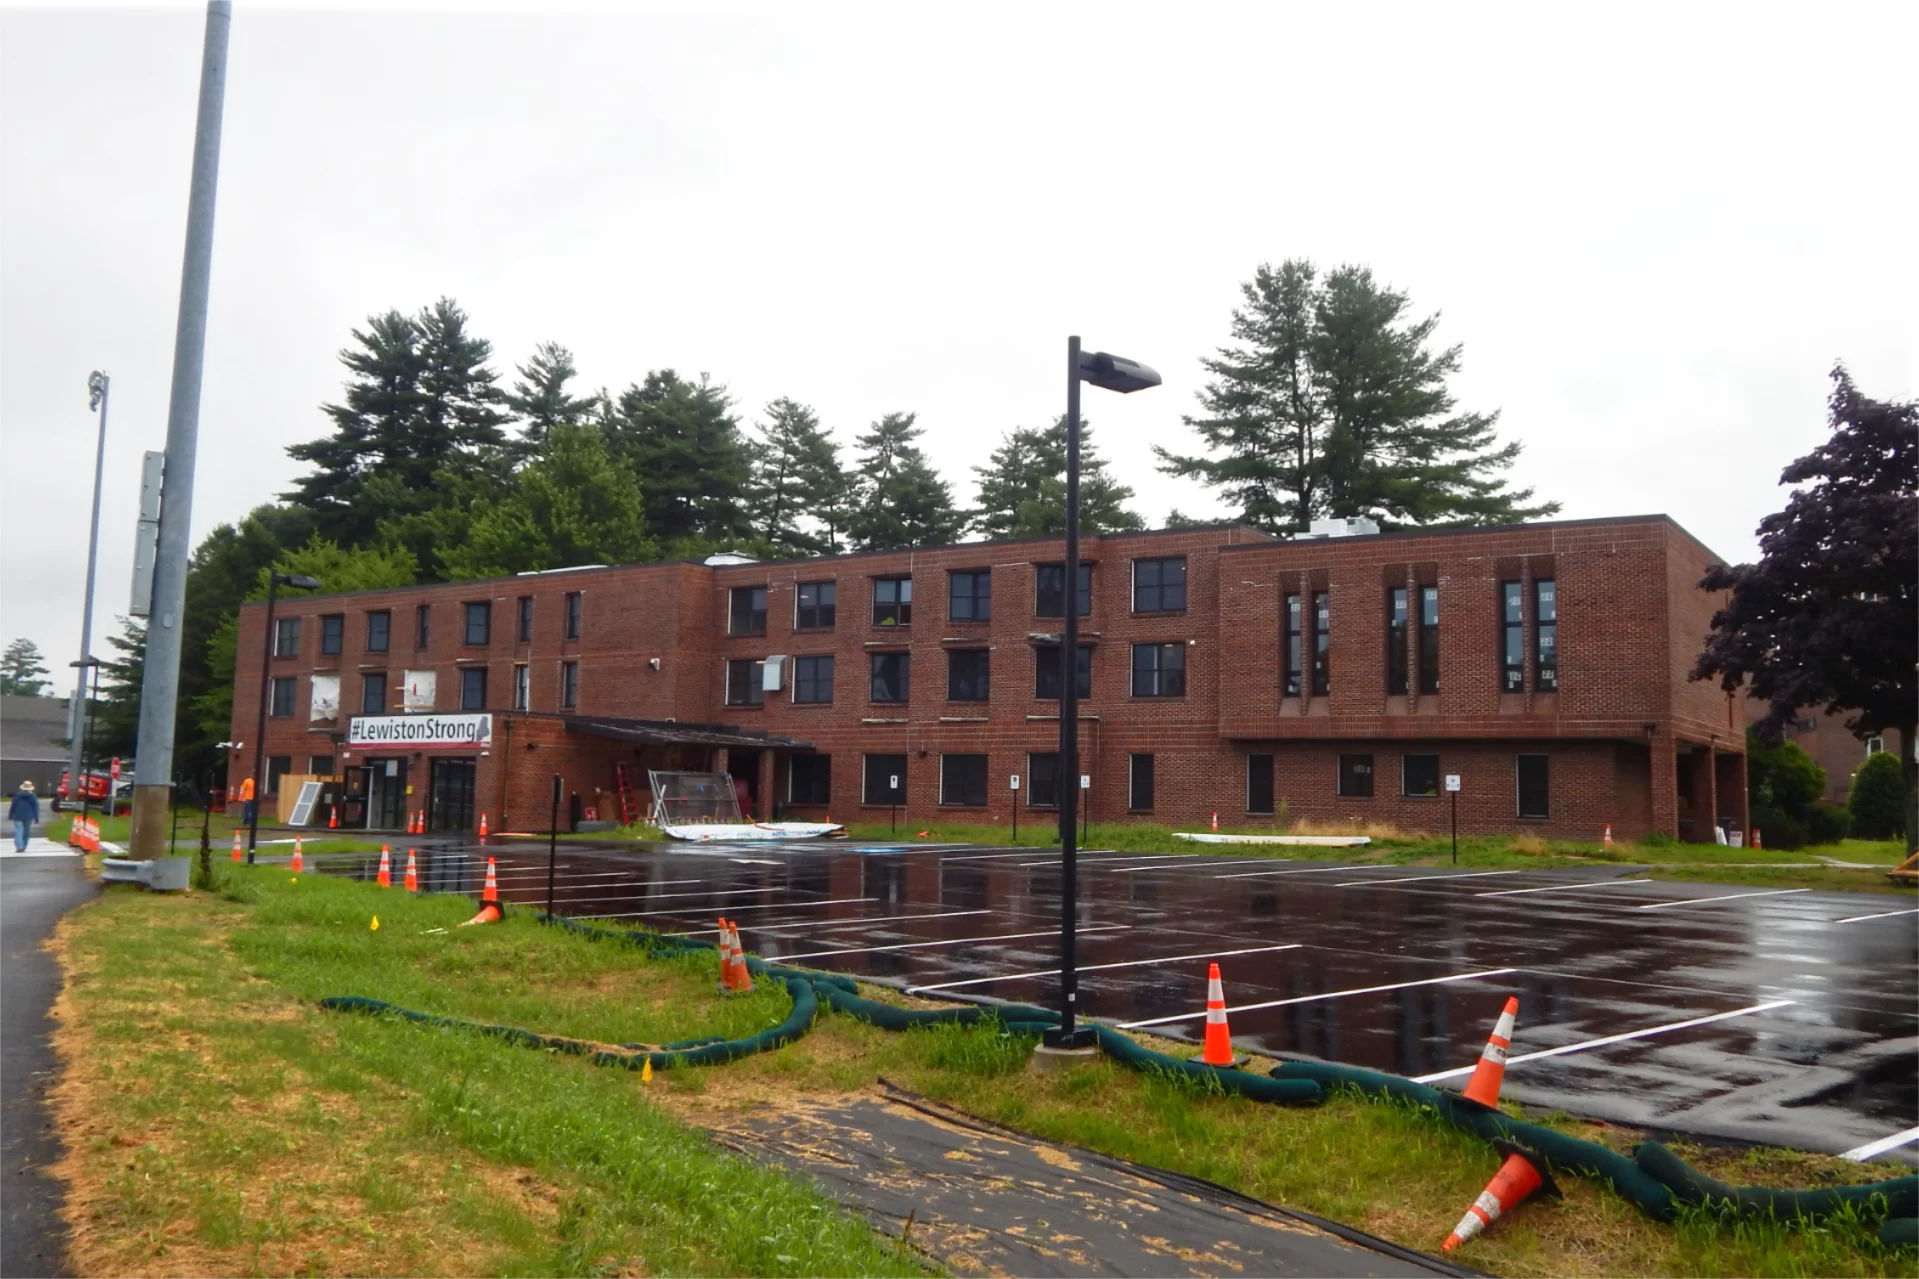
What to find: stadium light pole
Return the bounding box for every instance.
[247,573,320,863]
[65,373,110,814]
[1044,337,1160,1055]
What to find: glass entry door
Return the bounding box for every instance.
[366,758,408,830]
[429,757,477,833]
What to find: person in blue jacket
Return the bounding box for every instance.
[10,780,40,852]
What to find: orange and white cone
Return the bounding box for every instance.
[404,848,418,892]
[478,812,489,844]
[725,922,754,993]
[1752,828,1763,850]
[377,846,392,887]
[1602,823,1613,848]
[231,830,243,863]
[1211,811,1219,832]
[1461,996,1519,1108]
[460,857,503,926]
[1442,1141,1559,1251]
[1201,962,1237,1066]
[290,837,304,874]
[716,918,737,990]
[329,805,339,829]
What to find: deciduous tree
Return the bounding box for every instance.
[442,424,655,578]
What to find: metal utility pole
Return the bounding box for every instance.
[1052,336,1089,1048]
[128,1,232,858]
[66,374,110,809]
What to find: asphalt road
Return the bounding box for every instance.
[314,837,1919,1165]
[1,851,96,1279]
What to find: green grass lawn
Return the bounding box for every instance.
[45,809,385,856]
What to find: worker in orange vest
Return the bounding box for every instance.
[239,775,256,828]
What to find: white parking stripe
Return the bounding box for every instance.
[1111,859,1262,873]
[782,923,1128,962]
[585,895,882,919]
[1835,906,1919,925]
[1119,967,1520,1030]
[1214,865,1359,880]
[1476,879,1654,898]
[1634,889,1811,911]
[1412,1000,1798,1082]
[1336,870,1525,888]
[907,943,1302,993]
[663,909,992,937]
[1839,1125,1919,1162]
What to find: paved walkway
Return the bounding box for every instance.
[1,850,99,1278]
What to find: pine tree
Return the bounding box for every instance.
[413,297,512,477]
[442,424,656,578]
[605,371,753,547]
[0,638,52,696]
[90,618,145,765]
[1157,259,1556,531]
[505,341,594,460]
[971,416,1144,540]
[848,413,966,550]
[747,399,845,555]
[285,309,423,542]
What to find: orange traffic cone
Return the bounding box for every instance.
[329,805,339,829]
[377,846,392,887]
[1212,811,1219,832]
[460,858,503,926]
[1201,962,1237,1067]
[404,848,418,892]
[1752,828,1763,850]
[290,836,305,874]
[478,812,489,844]
[715,917,737,990]
[1442,1141,1559,1251]
[231,830,243,863]
[1602,823,1613,848]
[1461,996,1519,1108]
[726,922,754,993]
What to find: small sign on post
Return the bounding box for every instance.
[1009,774,1021,840]
[1446,775,1461,863]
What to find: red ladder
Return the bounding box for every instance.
[614,762,637,826]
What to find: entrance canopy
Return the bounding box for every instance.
[562,715,814,752]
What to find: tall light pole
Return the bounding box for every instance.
[1043,338,1160,1055]
[69,657,103,831]
[247,573,321,863]
[66,373,110,810]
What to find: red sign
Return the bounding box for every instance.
[110,757,121,780]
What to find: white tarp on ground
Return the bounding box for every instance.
[660,821,845,842]
[1172,832,1372,847]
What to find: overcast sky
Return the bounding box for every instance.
[3,2,1914,685]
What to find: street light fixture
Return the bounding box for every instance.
[247,572,322,863]
[1044,337,1161,1057]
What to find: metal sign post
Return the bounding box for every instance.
[1080,773,1091,843]
[1445,774,1461,865]
[546,774,562,917]
[890,773,900,835]
[1010,774,1020,842]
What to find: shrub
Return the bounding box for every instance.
[1637,830,1678,849]
[1746,729,1826,817]
[1848,751,1908,841]
[1803,801,1851,846]
[1748,806,1807,851]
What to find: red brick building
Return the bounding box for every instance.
[229,514,1747,841]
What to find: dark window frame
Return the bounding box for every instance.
[795,580,837,631]
[1034,643,1093,700]
[512,663,529,710]
[273,616,300,659]
[1035,562,1093,618]
[1387,588,1409,695]
[1500,580,1525,694]
[464,601,492,647]
[940,754,989,807]
[1517,754,1550,819]
[1338,752,1375,798]
[320,614,344,656]
[946,648,990,702]
[1402,753,1440,798]
[869,651,910,703]
[1534,580,1558,693]
[1416,585,1439,695]
[725,657,766,707]
[517,595,534,643]
[563,592,582,640]
[1132,557,1188,613]
[948,570,992,622]
[361,671,387,716]
[729,585,768,636]
[1131,642,1187,698]
[366,610,390,653]
[1129,753,1156,811]
[789,754,832,805]
[560,660,579,708]
[863,754,907,805]
[460,666,488,710]
[415,604,431,649]
[309,754,335,777]
[269,675,297,717]
[792,654,835,704]
[1312,591,1330,696]
[872,576,913,627]
[1027,752,1062,808]
[1246,753,1276,814]
[265,755,293,796]
[1283,593,1303,697]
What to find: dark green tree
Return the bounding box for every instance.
[505,341,594,460]
[1745,728,1825,817]
[1694,367,1918,850]
[1157,259,1557,531]
[442,424,656,578]
[605,371,753,547]
[971,416,1144,540]
[747,399,846,555]
[1847,752,1907,842]
[89,618,145,765]
[847,412,967,550]
[1,638,52,696]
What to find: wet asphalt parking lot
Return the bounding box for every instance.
[318,838,1919,1165]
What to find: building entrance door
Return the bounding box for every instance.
[366,758,408,830]
[429,757,477,832]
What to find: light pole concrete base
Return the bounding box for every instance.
[1029,1042,1099,1075]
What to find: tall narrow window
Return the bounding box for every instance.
[729,586,768,635]
[366,610,390,653]
[947,649,990,701]
[361,671,387,715]
[1034,644,1092,699]
[1132,557,1187,612]
[560,660,578,708]
[415,604,431,649]
[464,601,491,646]
[1534,580,1557,692]
[1246,754,1275,814]
[1129,753,1156,810]
[517,595,534,642]
[1387,588,1409,695]
[1500,581,1524,693]
[274,617,301,658]
[1312,591,1330,696]
[563,592,582,640]
[1036,564,1092,617]
[320,614,344,656]
[940,754,988,806]
[512,663,529,710]
[1283,594,1303,697]
[1131,642,1186,697]
[725,658,765,706]
[870,652,910,702]
[1517,754,1550,819]
[795,581,836,630]
[266,756,293,795]
[269,676,297,717]
[792,655,835,704]
[460,667,488,710]
[1027,752,1062,807]
[949,570,991,621]
[873,577,912,626]
[1417,585,1439,695]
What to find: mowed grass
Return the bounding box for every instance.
[46,809,385,857]
[52,869,921,1278]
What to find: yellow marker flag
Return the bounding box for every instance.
[370,916,380,931]
[641,1057,653,1083]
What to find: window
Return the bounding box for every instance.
[265,755,293,796]
[1867,735,1886,755]
[1035,563,1093,617]
[1500,581,1524,693]
[512,663,529,710]
[1412,585,1437,695]
[1027,752,1062,807]
[792,655,834,704]
[795,581,836,630]
[873,577,912,626]
[1034,644,1092,699]
[560,660,578,708]
[460,667,488,710]
[361,671,387,715]
[1312,591,1331,696]
[949,570,991,621]
[464,601,491,646]
[1403,753,1440,798]
[729,585,767,635]
[789,754,832,805]
[1133,557,1187,612]
[320,614,344,656]
[1338,753,1374,798]
[863,754,907,804]
[366,610,390,653]
[947,649,990,701]
[726,658,765,706]
[517,595,533,642]
[1131,642,1186,697]
[1517,754,1550,819]
[1387,588,1409,695]
[1534,580,1557,693]
[1283,594,1303,697]
[269,676,296,717]
[309,755,334,776]
[870,652,910,703]
[564,591,582,640]
[1129,753,1156,810]
[274,617,300,658]
[416,604,431,649]
[941,754,988,806]
[1247,754,1275,814]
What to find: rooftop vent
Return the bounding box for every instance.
[1299,517,1381,540]
[703,550,759,566]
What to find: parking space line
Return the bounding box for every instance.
[1335,870,1524,887]
[782,923,1128,962]
[1834,906,1919,925]
[1839,1125,1919,1162]
[1412,999,1798,1082]
[1634,889,1811,911]
[1476,879,1654,898]
[906,943,1303,993]
[1118,967,1520,1029]
[664,909,993,937]
[1110,859,1263,873]
[584,895,882,919]
[1213,865,1357,880]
